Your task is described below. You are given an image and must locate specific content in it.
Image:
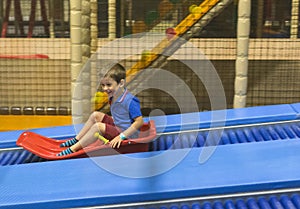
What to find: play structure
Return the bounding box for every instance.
[1,0,49,37]
[16,120,157,160]
[2,1,300,208]
[94,0,231,111]
[1,103,300,208]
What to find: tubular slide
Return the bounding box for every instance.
[96,0,232,110]
[1,103,300,208]
[128,0,233,72]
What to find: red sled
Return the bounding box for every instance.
[16,120,157,160]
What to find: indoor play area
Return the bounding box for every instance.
[1,0,300,208]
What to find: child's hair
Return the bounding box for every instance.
[104,63,126,84]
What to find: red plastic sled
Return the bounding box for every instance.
[16,120,156,160]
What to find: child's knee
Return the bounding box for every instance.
[92,111,105,121]
[93,122,105,134]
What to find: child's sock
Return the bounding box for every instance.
[57,148,74,156]
[60,137,78,147]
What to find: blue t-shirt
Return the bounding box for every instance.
[110,89,142,137]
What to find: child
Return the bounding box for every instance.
[57,63,144,156]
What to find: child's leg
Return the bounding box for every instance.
[57,147,73,156]
[76,111,106,140]
[60,111,106,147]
[71,123,106,152]
[59,138,78,147]
[57,122,106,156]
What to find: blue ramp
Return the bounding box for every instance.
[1,139,300,208]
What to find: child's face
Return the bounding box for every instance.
[100,77,123,98]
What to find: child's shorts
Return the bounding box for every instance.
[102,114,122,140]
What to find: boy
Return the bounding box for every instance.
[57,63,144,156]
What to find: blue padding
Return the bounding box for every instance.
[0,124,82,148]
[1,103,299,148]
[1,139,300,209]
[291,103,300,118]
[291,194,300,209]
[281,195,297,209]
[148,104,298,133]
[192,203,201,209]
[202,202,213,209]
[225,200,236,209]
[258,197,273,209]
[247,198,260,209]
[269,196,284,209]
[236,199,248,209]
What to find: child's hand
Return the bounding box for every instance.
[110,135,122,148]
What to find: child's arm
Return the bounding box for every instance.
[110,116,144,148]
